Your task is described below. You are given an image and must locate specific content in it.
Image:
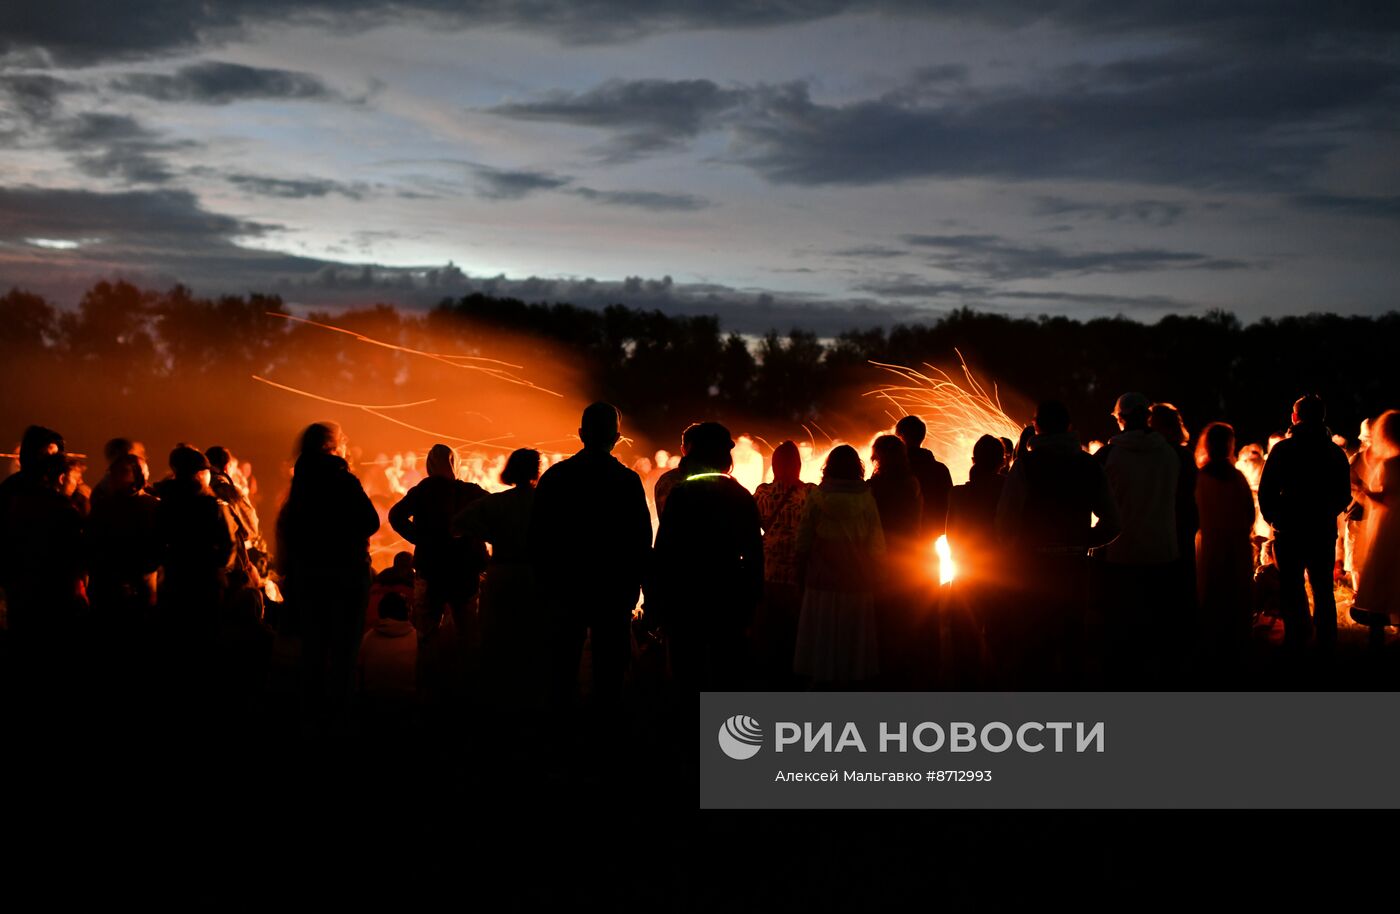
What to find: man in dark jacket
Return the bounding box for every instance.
[650,422,764,691]
[388,443,487,642]
[530,403,652,707]
[896,415,953,538]
[997,402,1121,687]
[1,447,84,646]
[1258,395,1353,652]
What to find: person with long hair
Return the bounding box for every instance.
[1353,410,1400,627]
[276,422,381,729]
[867,434,923,685]
[792,444,885,686]
[454,448,542,708]
[945,434,1008,687]
[1193,422,1257,678]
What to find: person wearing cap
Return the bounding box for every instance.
[1257,394,1352,654]
[153,444,239,639]
[1093,391,1182,686]
[650,421,764,691]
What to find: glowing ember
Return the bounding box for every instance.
[864,351,1023,483]
[934,534,956,585]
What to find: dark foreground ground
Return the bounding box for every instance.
[3,603,1396,906]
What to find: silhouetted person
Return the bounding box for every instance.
[1352,410,1400,628]
[753,440,813,687]
[0,425,64,528]
[869,435,923,545]
[793,445,886,686]
[1258,395,1352,654]
[153,446,239,641]
[529,403,651,708]
[367,551,414,630]
[945,434,1009,687]
[896,415,953,538]
[388,443,488,691]
[207,445,260,550]
[1094,392,1180,686]
[653,422,703,519]
[1150,402,1200,639]
[357,591,418,717]
[651,422,764,691]
[89,437,136,507]
[85,453,161,628]
[1193,422,1256,678]
[276,422,381,729]
[997,402,1120,688]
[867,434,924,685]
[1,447,84,647]
[454,448,542,708]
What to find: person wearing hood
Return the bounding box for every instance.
[388,443,488,653]
[276,422,381,725]
[1092,392,1181,686]
[996,402,1120,688]
[752,440,813,686]
[792,445,886,686]
[1257,394,1352,654]
[650,422,764,691]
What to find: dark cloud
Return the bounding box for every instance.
[111,60,335,104]
[1291,193,1400,221]
[852,274,1190,313]
[569,187,709,211]
[225,173,368,199]
[4,2,1397,66]
[899,233,1249,280]
[829,245,909,259]
[468,164,709,210]
[726,54,1400,190]
[46,112,194,184]
[852,278,984,297]
[0,73,81,124]
[470,165,572,200]
[0,185,271,245]
[1032,196,1186,227]
[487,78,747,161]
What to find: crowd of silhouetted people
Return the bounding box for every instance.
[2,391,1398,744]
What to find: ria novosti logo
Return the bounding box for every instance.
[717,715,764,760]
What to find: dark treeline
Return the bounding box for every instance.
[3,281,1398,458]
